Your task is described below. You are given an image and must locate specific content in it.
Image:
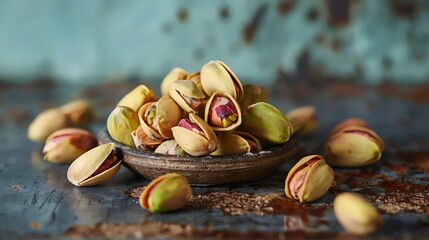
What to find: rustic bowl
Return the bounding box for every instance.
[98,128,299,186]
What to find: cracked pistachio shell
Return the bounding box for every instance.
[67,143,121,187]
[326,126,384,167]
[210,131,261,156]
[334,192,383,235]
[155,139,187,156]
[131,126,163,150]
[238,84,269,112]
[28,108,71,143]
[172,113,217,156]
[200,60,243,100]
[285,155,334,203]
[60,100,94,127]
[239,102,293,146]
[204,92,242,132]
[286,106,318,136]
[43,128,98,164]
[169,80,205,113]
[160,67,188,96]
[138,96,182,140]
[107,106,140,148]
[139,173,192,213]
[330,118,369,136]
[117,85,157,112]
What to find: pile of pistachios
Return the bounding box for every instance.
[27,60,386,236]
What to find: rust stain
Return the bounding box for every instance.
[277,0,296,15]
[269,198,327,217]
[325,0,350,28]
[177,8,188,22]
[409,84,429,103]
[8,107,29,127]
[388,0,419,20]
[219,6,229,20]
[395,151,429,173]
[306,7,320,21]
[242,4,268,45]
[327,82,365,98]
[384,162,408,175]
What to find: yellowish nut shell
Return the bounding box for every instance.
[28,108,71,143]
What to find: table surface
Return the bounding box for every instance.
[0,81,428,239]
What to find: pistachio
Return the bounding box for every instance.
[330,118,369,136]
[60,100,94,127]
[334,192,383,235]
[138,96,182,140]
[285,155,334,203]
[238,84,269,112]
[169,80,205,113]
[107,106,140,148]
[43,128,98,164]
[286,106,318,136]
[172,113,217,156]
[116,84,157,112]
[139,173,192,213]
[131,126,163,150]
[204,92,242,132]
[326,126,384,167]
[155,139,187,156]
[239,102,293,146]
[186,71,204,94]
[28,108,71,143]
[67,143,121,187]
[200,60,243,100]
[160,67,188,96]
[210,131,261,156]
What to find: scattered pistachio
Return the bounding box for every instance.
[286,106,318,136]
[139,173,192,213]
[28,108,71,143]
[330,118,369,136]
[59,100,94,127]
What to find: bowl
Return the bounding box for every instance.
[98,128,299,186]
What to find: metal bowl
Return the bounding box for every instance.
[98,129,299,186]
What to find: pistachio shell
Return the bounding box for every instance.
[107,106,140,148]
[204,92,242,132]
[43,128,98,164]
[139,173,192,213]
[326,126,384,167]
[59,100,94,127]
[28,108,71,143]
[200,60,243,99]
[238,84,269,112]
[131,126,163,150]
[155,139,187,156]
[138,96,182,140]
[186,71,204,93]
[117,85,157,112]
[334,192,383,235]
[67,143,121,187]
[210,131,261,156]
[169,80,205,113]
[285,155,334,203]
[160,67,188,96]
[330,118,369,136]
[286,106,318,136]
[172,113,217,156]
[239,102,293,146]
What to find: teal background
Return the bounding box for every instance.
[0,0,428,84]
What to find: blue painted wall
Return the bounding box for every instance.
[0,0,428,84]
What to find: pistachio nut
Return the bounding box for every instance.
[330,118,369,136]
[155,139,187,156]
[326,126,384,167]
[210,131,261,156]
[172,113,217,156]
[186,71,204,94]
[59,100,94,127]
[67,143,121,187]
[43,128,98,164]
[160,67,188,96]
[169,80,205,113]
[107,106,140,148]
[238,84,269,112]
[200,60,243,100]
[139,173,192,213]
[116,84,157,112]
[28,108,71,143]
[334,192,383,235]
[285,155,334,203]
[286,106,318,136]
[131,126,163,150]
[204,92,242,132]
[239,102,293,146]
[138,96,182,139]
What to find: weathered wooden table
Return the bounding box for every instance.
[1,81,428,239]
